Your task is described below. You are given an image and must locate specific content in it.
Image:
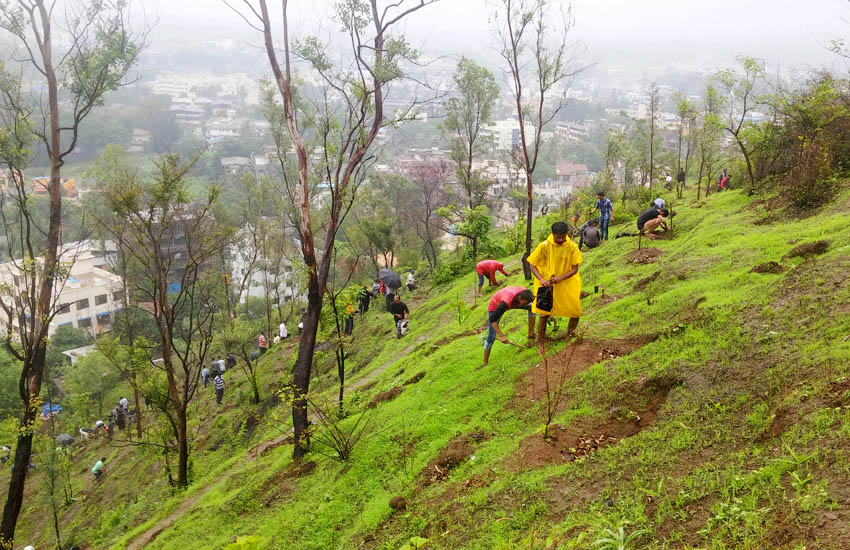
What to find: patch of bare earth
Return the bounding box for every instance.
[507,374,679,471]
[418,431,490,486]
[627,247,663,264]
[750,261,785,274]
[509,336,658,413]
[257,460,316,507]
[368,386,403,408]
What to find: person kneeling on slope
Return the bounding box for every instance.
[482,287,535,366]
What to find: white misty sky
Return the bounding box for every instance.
[149,0,850,67]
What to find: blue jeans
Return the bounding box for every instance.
[600,216,610,240]
[477,273,485,287]
[484,310,535,350]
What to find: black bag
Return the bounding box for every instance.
[536,286,554,312]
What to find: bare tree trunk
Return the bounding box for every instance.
[697,159,704,201]
[2,3,61,539]
[523,173,533,279]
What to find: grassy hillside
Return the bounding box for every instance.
[10,186,850,549]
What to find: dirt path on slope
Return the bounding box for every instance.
[125,482,221,550]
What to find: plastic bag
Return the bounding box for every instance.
[536,286,554,312]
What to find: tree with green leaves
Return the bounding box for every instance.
[675,96,697,199]
[695,84,725,201]
[444,58,500,209]
[491,0,588,279]
[229,0,440,459]
[715,56,766,195]
[96,152,227,489]
[220,318,263,405]
[437,205,491,261]
[0,1,143,542]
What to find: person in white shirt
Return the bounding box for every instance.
[280,321,288,339]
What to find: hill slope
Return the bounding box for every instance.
[11,188,850,549]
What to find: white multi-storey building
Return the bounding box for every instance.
[0,257,124,338]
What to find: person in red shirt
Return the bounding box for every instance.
[258,332,268,354]
[482,286,535,366]
[475,260,509,297]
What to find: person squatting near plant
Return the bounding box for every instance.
[91,457,105,480]
[528,221,583,340]
[482,286,535,366]
[579,219,601,250]
[637,204,668,239]
[593,191,614,241]
[475,259,509,297]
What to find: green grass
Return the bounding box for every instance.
[11,185,850,549]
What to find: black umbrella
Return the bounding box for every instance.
[378,268,401,290]
[56,434,74,447]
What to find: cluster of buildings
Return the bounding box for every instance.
[149,72,269,147]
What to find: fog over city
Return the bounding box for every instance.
[149,0,850,70]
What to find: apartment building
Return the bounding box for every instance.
[0,259,124,338]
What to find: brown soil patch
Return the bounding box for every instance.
[626,247,663,264]
[634,270,660,291]
[750,261,785,274]
[830,379,850,403]
[786,240,829,259]
[508,374,679,470]
[403,371,426,386]
[596,293,623,306]
[420,432,488,485]
[389,495,407,510]
[245,432,295,461]
[368,386,403,408]
[260,460,316,506]
[511,336,658,411]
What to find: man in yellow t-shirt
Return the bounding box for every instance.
[527,221,582,340]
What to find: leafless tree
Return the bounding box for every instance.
[228,0,440,459]
[491,0,589,279]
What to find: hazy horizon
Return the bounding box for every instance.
[145,0,850,72]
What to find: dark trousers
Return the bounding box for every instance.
[344,316,354,335]
[385,293,394,312]
[359,298,369,314]
[216,388,223,404]
[600,216,610,240]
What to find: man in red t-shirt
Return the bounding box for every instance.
[475,260,509,297]
[483,286,535,366]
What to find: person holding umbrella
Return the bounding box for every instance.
[379,268,402,312]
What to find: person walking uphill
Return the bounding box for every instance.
[390,295,409,339]
[528,222,583,340]
[592,191,614,240]
[214,373,225,404]
[482,287,535,366]
[258,332,268,355]
[475,259,509,297]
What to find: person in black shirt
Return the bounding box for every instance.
[390,295,409,339]
[637,205,667,239]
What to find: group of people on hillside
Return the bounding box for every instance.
[478,221,584,366]
[478,187,681,366]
